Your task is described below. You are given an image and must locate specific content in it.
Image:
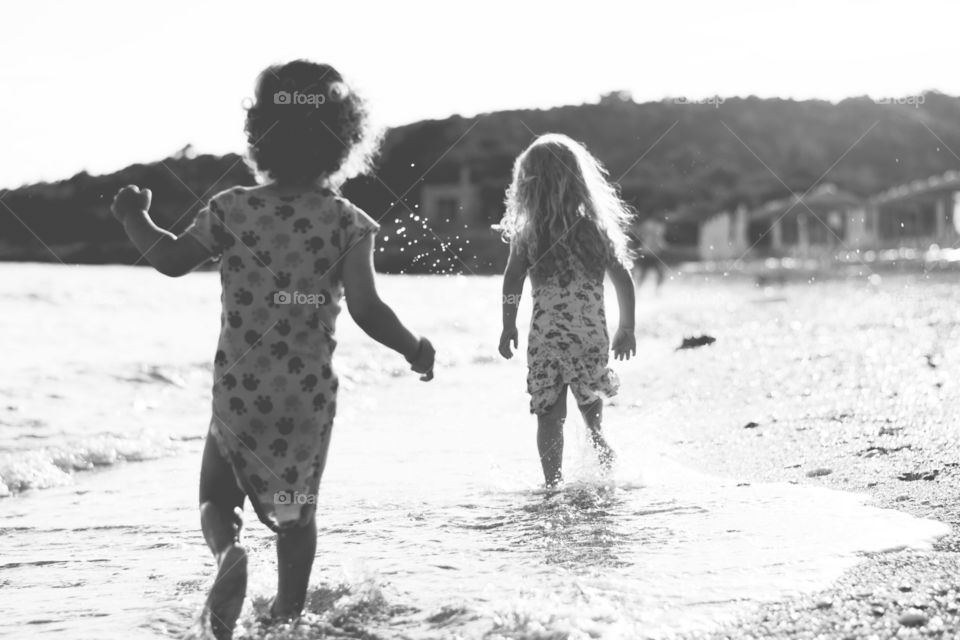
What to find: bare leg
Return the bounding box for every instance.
[199,431,248,640]
[271,426,332,620]
[272,513,317,619]
[537,388,567,488]
[579,398,616,470]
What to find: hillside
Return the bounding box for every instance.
[3,92,959,272]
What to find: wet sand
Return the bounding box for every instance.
[626,272,960,638]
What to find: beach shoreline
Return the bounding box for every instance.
[663,417,960,639]
[660,415,960,639]
[3,264,959,638]
[625,278,960,638]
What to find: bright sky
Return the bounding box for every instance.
[2,0,958,188]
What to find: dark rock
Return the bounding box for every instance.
[898,470,940,482]
[677,335,716,350]
[898,611,928,627]
[859,444,912,457]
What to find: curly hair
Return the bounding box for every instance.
[244,60,380,187]
[500,133,634,279]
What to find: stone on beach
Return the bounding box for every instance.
[897,470,940,482]
[898,611,928,627]
[676,335,716,350]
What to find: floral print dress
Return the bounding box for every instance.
[185,184,379,530]
[526,257,619,415]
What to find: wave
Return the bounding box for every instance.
[0,434,192,497]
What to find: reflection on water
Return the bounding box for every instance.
[467,484,681,570]
[0,429,948,639]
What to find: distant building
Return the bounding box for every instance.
[418,157,519,231]
[416,160,515,272]
[695,176,960,261]
[868,170,960,248]
[699,205,749,260]
[419,164,960,265]
[419,165,483,228]
[745,184,868,257]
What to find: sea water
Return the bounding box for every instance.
[0,264,949,639]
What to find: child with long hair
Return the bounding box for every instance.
[498,134,636,488]
[111,60,434,638]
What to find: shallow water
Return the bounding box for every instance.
[0,264,949,639]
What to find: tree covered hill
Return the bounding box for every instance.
[377,91,960,218]
[3,92,959,271]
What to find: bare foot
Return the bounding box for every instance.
[268,596,302,623]
[205,544,248,639]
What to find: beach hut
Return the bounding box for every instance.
[699,205,749,260]
[747,184,867,257]
[868,170,960,248]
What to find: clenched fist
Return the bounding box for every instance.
[111,185,152,222]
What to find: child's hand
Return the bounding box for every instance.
[612,326,636,361]
[407,337,435,381]
[498,325,518,359]
[111,185,152,222]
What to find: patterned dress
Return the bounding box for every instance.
[526,256,620,415]
[184,184,379,530]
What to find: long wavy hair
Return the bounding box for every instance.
[500,133,633,279]
[244,60,381,188]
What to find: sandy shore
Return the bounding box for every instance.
[670,427,960,639]
[671,435,960,639]
[623,274,960,638]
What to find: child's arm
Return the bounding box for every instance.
[498,243,528,359]
[341,234,435,380]
[607,261,637,360]
[111,186,213,277]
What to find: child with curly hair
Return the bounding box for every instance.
[111,60,435,638]
[498,134,636,488]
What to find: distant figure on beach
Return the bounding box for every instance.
[628,216,666,293]
[497,134,636,488]
[111,60,435,639]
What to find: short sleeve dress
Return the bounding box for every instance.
[184,184,379,530]
[525,253,620,415]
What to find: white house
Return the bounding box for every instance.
[747,184,868,257]
[868,170,960,248]
[699,204,749,260]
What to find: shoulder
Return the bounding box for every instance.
[332,194,362,214]
[333,196,379,230]
[208,185,254,213]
